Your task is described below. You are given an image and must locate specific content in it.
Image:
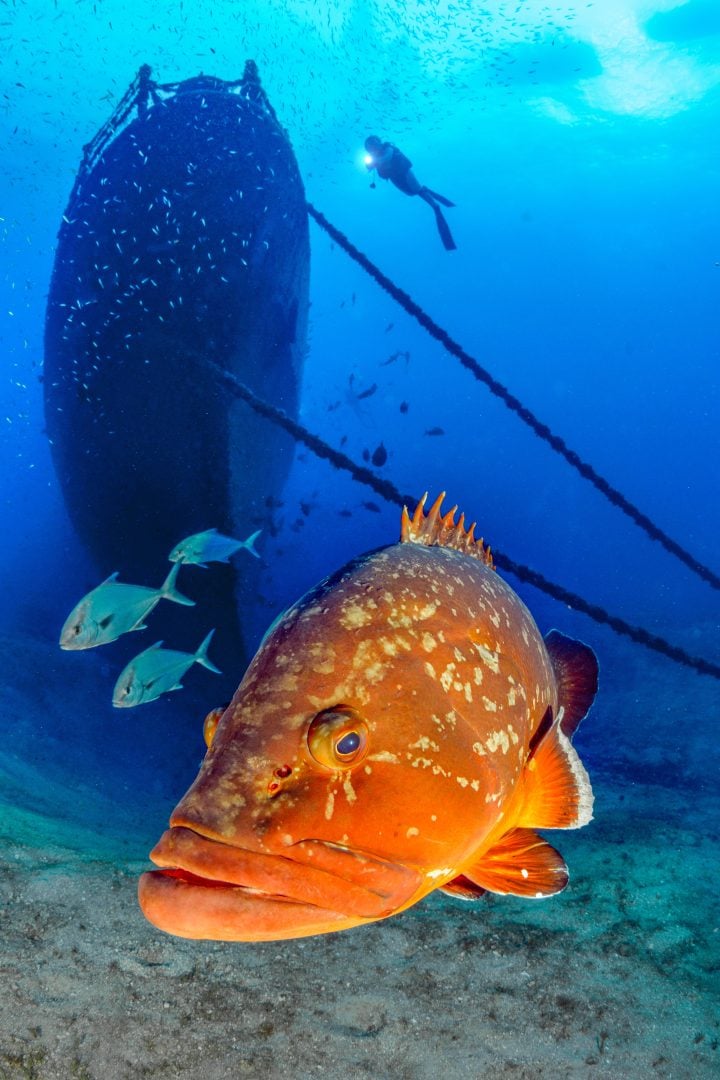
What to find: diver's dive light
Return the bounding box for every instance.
[364,154,374,166]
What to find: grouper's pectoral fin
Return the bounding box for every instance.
[517,706,594,831]
[460,828,568,899]
[439,875,486,902]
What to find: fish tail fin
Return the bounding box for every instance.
[243,529,262,558]
[160,563,195,607]
[194,629,222,674]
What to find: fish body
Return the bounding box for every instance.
[113,630,221,708]
[168,528,262,567]
[140,495,597,943]
[371,442,388,467]
[60,564,194,650]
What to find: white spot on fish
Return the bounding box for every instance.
[440,663,456,692]
[410,735,440,753]
[417,602,438,621]
[364,662,386,684]
[300,604,324,621]
[341,603,373,629]
[473,642,500,674]
[368,750,399,764]
[486,730,510,754]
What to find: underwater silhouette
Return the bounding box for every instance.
[364,134,457,251]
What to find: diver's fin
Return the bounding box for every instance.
[439,875,487,901]
[463,828,568,898]
[544,630,598,738]
[194,629,221,674]
[425,188,455,208]
[432,204,457,251]
[517,711,593,830]
[159,563,195,607]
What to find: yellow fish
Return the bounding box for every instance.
[139,494,597,942]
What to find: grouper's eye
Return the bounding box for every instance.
[307,706,369,770]
[203,704,229,748]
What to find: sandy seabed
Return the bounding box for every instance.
[1,632,718,1079]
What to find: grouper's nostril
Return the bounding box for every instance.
[267,764,293,798]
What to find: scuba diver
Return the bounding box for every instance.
[364,135,457,251]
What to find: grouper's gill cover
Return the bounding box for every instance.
[139,493,598,942]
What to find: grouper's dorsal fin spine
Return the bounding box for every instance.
[400,492,495,570]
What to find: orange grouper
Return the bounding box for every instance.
[139,493,598,942]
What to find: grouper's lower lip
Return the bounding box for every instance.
[138,826,422,942]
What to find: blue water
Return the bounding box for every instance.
[1,2,718,1076]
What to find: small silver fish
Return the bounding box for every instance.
[112,630,221,708]
[59,564,194,651]
[168,528,261,567]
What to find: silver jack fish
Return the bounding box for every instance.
[59,564,194,651]
[168,528,262,567]
[113,630,221,708]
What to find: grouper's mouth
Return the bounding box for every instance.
[138,826,422,942]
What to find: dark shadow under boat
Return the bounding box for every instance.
[44,63,309,690]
